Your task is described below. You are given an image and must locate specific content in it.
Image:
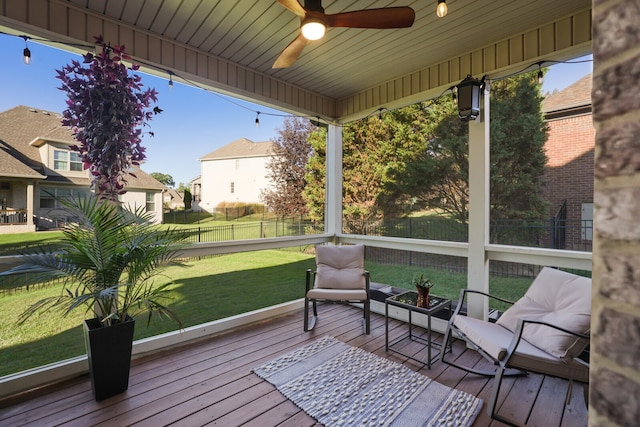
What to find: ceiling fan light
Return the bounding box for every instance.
[301,18,326,40]
[436,0,448,18]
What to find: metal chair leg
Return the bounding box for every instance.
[304,299,317,332]
[363,299,370,334]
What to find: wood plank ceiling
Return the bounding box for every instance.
[0,0,592,123]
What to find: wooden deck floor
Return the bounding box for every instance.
[0,304,588,426]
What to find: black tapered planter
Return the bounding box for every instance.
[83,316,135,401]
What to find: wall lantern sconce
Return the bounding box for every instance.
[456,74,484,121]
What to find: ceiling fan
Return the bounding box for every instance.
[273,0,416,68]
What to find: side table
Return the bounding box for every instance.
[385,291,452,368]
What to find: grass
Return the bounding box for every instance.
[0,248,533,376]
[0,249,316,376]
[0,230,64,256]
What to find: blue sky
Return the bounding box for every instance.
[1,34,592,187]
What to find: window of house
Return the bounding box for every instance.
[581,202,593,241]
[230,182,235,194]
[70,152,82,171]
[235,159,240,170]
[39,187,89,209]
[53,149,82,172]
[53,150,68,171]
[146,192,155,212]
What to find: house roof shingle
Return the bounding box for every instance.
[542,73,592,114]
[200,138,274,161]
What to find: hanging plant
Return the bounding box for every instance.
[57,35,161,201]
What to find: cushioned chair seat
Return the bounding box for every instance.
[453,315,589,383]
[306,288,368,300]
[304,244,370,334]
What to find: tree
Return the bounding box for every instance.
[150,172,175,187]
[303,127,327,223]
[392,98,470,223]
[489,72,549,220]
[176,182,188,193]
[260,117,314,217]
[393,71,549,224]
[304,109,430,232]
[183,188,192,210]
[304,71,549,229]
[57,35,160,201]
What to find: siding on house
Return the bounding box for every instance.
[197,138,274,212]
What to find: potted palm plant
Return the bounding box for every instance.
[2,195,188,400]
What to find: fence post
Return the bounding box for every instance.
[198,227,201,243]
[260,221,264,238]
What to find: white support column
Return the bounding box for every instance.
[325,124,343,237]
[466,81,491,320]
[26,182,34,226]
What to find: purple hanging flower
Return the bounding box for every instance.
[57,35,161,201]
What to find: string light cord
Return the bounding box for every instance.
[0,31,591,125]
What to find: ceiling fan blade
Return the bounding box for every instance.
[276,0,306,17]
[325,7,415,29]
[273,33,308,68]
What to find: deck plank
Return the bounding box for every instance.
[0,304,588,426]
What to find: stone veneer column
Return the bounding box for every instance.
[590,1,640,426]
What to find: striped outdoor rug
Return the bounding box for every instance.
[253,336,483,427]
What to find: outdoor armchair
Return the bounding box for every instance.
[304,244,370,334]
[442,267,591,426]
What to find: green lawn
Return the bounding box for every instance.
[0,248,533,376]
[0,230,64,256]
[0,249,316,376]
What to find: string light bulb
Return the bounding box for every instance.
[21,36,31,65]
[255,112,260,128]
[436,0,448,18]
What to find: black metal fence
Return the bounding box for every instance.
[169,219,323,243]
[346,217,593,252]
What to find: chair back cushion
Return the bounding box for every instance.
[496,267,591,362]
[314,244,366,290]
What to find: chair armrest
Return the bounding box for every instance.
[364,270,370,293]
[503,317,591,366]
[452,289,516,317]
[305,269,316,293]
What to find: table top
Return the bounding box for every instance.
[386,290,451,313]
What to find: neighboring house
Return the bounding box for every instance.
[189,175,201,209]
[197,138,275,212]
[162,187,184,210]
[542,74,594,250]
[0,106,165,233]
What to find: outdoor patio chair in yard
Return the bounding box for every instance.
[304,244,371,334]
[442,267,591,426]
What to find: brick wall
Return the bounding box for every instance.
[543,113,595,249]
[590,1,640,425]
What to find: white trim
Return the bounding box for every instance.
[326,124,342,236]
[0,299,304,400]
